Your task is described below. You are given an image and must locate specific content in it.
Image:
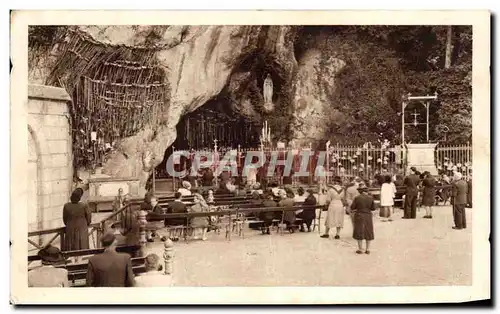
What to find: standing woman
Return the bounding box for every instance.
[351,183,376,254]
[63,188,92,253]
[421,171,436,219]
[379,175,395,222]
[321,176,346,239]
[190,193,209,241]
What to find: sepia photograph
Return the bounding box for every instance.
[10,10,490,304]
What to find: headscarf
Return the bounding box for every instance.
[182,181,192,190]
[454,172,463,181]
[193,193,208,209]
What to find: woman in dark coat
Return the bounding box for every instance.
[278,189,296,233]
[421,171,436,219]
[297,189,317,232]
[63,188,91,251]
[351,184,376,254]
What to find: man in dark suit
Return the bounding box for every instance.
[86,233,135,287]
[167,192,188,224]
[166,192,188,241]
[452,172,468,230]
[403,167,420,219]
[260,192,278,235]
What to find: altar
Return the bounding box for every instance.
[405,143,439,175]
[87,175,141,212]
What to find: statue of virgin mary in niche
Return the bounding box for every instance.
[263,74,274,111]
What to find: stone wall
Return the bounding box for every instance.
[27,84,72,232]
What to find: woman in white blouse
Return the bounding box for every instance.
[380,175,396,222]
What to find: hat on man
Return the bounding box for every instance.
[100,232,116,247]
[38,245,66,265]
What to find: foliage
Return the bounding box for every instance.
[28,26,64,47]
[301,26,472,145]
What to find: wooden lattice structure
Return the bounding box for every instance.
[175,107,261,150]
[46,27,170,170]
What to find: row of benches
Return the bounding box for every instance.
[28,245,148,287]
[144,204,327,240]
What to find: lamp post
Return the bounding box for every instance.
[326,141,331,184]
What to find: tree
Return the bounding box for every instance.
[445,26,453,68]
[302,25,472,145]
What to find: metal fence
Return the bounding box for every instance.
[156,142,472,187]
[435,142,472,180]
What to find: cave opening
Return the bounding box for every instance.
[153,48,293,180]
[173,94,262,150]
[154,91,262,179]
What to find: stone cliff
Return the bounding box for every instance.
[28,25,351,189]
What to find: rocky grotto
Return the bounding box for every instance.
[28,25,472,189]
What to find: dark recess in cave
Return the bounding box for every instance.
[154,91,262,179]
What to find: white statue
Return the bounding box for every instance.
[263,74,273,105]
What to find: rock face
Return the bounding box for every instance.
[291,49,346,146]
[29,25,303,189]
[30,25,376,189]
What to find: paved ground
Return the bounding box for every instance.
[145,205,472,287]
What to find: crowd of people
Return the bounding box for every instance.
[28,164,472,287]
[137,164,473,249]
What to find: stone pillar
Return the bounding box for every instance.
[137,210,148,256]
[163,238,174,275]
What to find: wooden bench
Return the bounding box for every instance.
[66,257,147,287]
[143,205,324,241]
[28,245,146,287]
[28,245,142,262]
